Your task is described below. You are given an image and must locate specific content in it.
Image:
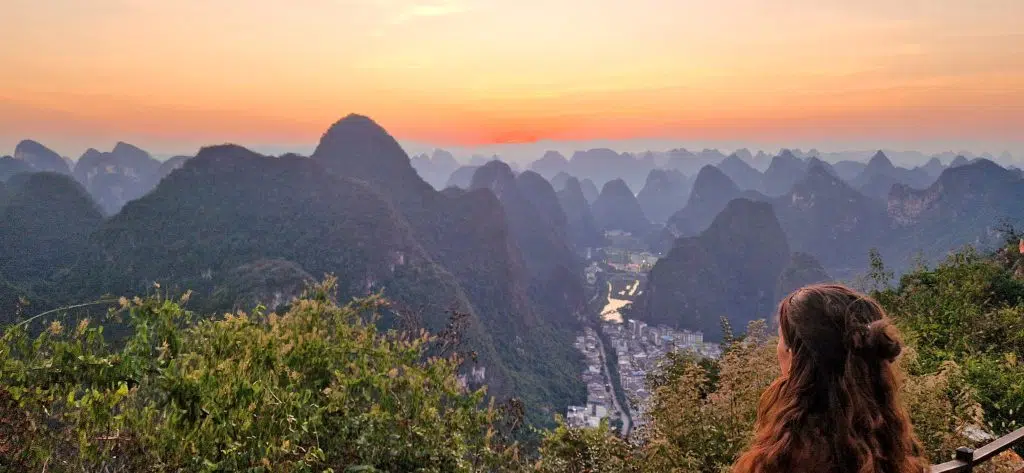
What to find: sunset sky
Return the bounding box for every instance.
[2,0,1022,158]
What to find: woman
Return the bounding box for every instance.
[733,284,927,473]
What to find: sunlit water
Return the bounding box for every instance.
[601,281,637,323]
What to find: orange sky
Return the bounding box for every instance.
[1,0,1023,157]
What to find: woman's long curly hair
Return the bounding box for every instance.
[732,284,928,473]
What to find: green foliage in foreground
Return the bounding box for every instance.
[0,280,521,472]
[871,243,1024,436]
[5,243,1024,472]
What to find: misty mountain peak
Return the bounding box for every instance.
[112,141,150,157]
[592,178,650,235]
[430,149,457,167]
[600,178,634,197]
[470,159,516,190]
[867,150,894,170]
[14,139,69,174]
[542,150,566,161]
[777,149,798,160]
[691,165,739,201]
[314,114,406,164]
[311,114,433,204]
[195,144,262,160]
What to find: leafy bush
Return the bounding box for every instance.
[872,245,1024,436]
[0,280,521,472]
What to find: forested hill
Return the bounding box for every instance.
[0,116,588,427]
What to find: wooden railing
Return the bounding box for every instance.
[931,426,1024,472]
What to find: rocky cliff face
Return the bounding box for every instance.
[884,159,1024,263]
[73,142,163,214]
[771,162,891,274]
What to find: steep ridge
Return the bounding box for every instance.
[806,157,839,177]
[636,169,691,224]
[445,165,479,189]
[776,252,832,300]
[557,177,604,249]
[852,151,934,200]
[410,149,460,189]
[665,165,743,238]
[156,156,191,181]
[634,199,807,339]
[530,151,570,179]
[887,159,1024,264]
[472,164,584,328]
[919,157,945,180]
[550,171,573,192]
[0,155,32,181]
[717,153,764,192]
[762,150,807,196]
[516,171,570,244]
[73,142,162,214]
[14,140,70,174]
[591,178,650,235]
[0,172,103,318]
[580,178,600,205]
[310,115,584,420]
[771,162,891,276]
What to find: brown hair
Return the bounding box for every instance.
[732,284,927,473]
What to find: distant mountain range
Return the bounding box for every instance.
[4,121,1023,427]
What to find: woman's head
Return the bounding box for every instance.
[776,284,903,377]
[735,284,926,473]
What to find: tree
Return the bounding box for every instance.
[0,280,522,472]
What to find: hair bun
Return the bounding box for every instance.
[865,319,901,362]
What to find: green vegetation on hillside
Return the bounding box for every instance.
[0,280,522,472]
[871,239,1024,436]
[5,244,1024,471]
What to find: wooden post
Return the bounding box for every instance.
[955,447,975,472]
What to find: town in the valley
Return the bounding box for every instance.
[566,232,722,435]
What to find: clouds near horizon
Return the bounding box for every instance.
[1,0,1022,157]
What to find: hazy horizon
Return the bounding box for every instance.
[2,132,1019,169]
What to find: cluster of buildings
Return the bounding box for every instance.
[565,327,621,429]
[602,247,660,274]
[602,319,721,428]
